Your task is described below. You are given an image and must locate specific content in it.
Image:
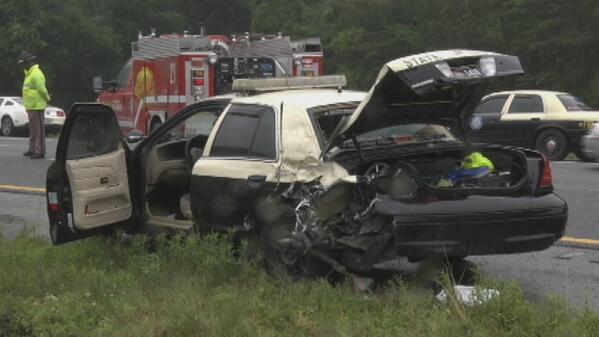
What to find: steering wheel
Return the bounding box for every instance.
[184,134,209,169]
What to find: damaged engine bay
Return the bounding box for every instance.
[275,147,530,277]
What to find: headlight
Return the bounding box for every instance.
[479,57,497,76]
[208,54,218,64]
[293,56,302,66]
[435,62,454,78]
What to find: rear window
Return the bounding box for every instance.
[508,95,544,113]
[557,94,594,111]
[309,103,358,148]
[358,124,455,141]
[210,104,276,159]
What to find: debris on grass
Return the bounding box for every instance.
[436,285,500,306]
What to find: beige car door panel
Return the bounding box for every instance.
[66,147,131,230]
[145,140,188,185]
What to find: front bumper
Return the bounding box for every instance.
[568,129,588,151]
[374,194,567,257]
[581,135,599,159]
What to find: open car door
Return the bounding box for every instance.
[46,104,132,244]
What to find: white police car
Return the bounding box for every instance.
[47,50,566,279]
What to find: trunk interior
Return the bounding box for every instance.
[336,146,528,194]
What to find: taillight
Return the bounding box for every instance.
[48,192,60,212]
[57,110,65,117]
[540,155,553,188]
[193,79,205,86]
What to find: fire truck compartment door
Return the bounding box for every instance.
[58,104,132,232]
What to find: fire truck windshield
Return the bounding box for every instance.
[116,59,133,88]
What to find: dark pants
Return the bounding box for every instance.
[27,110,45,155]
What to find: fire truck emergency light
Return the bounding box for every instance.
[232,75,347,92]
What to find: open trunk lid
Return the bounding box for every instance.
[324,50,524,154]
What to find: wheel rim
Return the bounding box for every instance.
[544,136,561,156]
[1,118,11,135]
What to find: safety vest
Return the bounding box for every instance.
[22,64,51,110]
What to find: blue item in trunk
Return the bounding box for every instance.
[447,167,491,183]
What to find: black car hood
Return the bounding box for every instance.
[324,50,523,153]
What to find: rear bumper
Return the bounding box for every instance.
[44,117,65,126]
[374,194,567,257]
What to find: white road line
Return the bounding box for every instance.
[0,137,57,142]
[553,161,599,165]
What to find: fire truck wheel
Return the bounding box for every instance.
[150,120,163,134]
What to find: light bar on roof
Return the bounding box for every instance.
[232,75,347,92]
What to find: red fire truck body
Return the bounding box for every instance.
[292,38,325,77]
[97,33,324,134]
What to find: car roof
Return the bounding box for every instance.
[0,96,21,100]
[484,90,569,98]
[230,89,367,110]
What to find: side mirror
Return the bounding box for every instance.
[92,76,103,93]
[93,76,118,93]
[126,129,145,143]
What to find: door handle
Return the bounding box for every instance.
[530,118,541,121]
[247,175,266,189]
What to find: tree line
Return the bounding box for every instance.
[1,0,598,108]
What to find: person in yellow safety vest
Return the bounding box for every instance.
[134,66,156,99]
[463,152,495,172]
[19,51,51,159]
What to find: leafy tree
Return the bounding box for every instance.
[3,0,599,108]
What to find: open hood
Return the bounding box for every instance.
[324,50,524,153]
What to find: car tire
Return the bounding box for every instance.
[575,149,596,162]
[1,116,14,136]
[535,129,569,161]
[49,221,75,245]
[260,222,333,281]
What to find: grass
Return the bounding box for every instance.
[1,234,598,337]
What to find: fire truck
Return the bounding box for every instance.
[94,31,325,134]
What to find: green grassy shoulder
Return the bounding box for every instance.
[1,235,598,337]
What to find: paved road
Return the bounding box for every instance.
[551,161,599,239]
[0,136,56,188]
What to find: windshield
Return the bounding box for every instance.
[116,59,133,88]
[13,98,23,105]
[157,111,218,144]
[557,94,594,111]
